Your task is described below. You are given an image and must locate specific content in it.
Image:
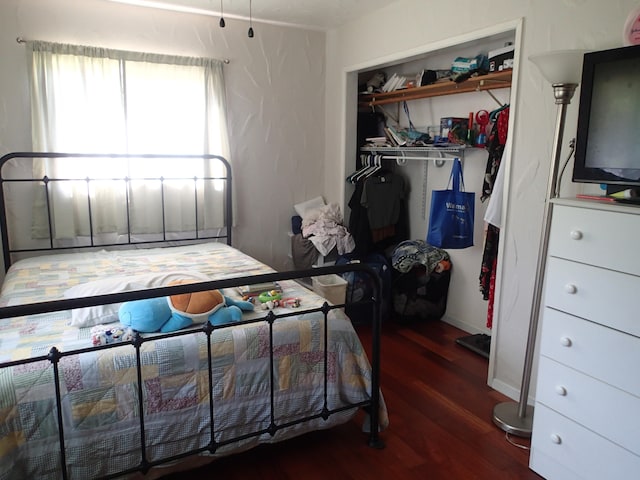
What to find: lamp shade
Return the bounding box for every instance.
[529,49,588,84]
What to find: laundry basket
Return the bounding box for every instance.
[312,274,348,306]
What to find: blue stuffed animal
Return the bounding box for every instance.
[118,282,254,333]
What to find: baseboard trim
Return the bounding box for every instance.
[440,315,488,336]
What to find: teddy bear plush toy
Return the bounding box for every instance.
[118,279,254,333]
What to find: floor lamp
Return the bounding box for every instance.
[492,49,586,438]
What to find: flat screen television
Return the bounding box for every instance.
[572,44,640,197]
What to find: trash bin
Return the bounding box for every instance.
[312,274,347,306]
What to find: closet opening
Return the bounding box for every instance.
[342,21,522,383]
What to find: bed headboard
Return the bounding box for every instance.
[0,152,232,270]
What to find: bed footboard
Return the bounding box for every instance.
[0,264,384,479]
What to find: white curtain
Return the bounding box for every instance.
[28,41,230,242]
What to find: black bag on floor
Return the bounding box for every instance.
[392,265,451,321]
[336,252,392,325]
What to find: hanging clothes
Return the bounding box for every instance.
[361,172,405,229]
[481,106,509,202]
[480,224,500,297]
[348,177,374,256]
[479,106,509,329]
[484,151,506,229]
[348,169,407,256]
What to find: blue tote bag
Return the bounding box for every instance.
[426,158,475,249]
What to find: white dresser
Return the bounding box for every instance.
[529,198,640,480]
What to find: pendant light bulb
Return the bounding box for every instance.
[248,0,254,38]
[219,0,225,27]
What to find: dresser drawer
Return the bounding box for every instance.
[536,355,640,456]
[549,204,640,276]
[539,308,640,397]
[530,404,640,480]
[544,257,640,336]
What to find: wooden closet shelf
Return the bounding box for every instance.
[359,69,512,107]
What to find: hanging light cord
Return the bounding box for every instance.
[219,0,225,27]
[556,137,576,196]
[505,432,531,451]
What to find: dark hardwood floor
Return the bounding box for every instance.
[159,319,543,479]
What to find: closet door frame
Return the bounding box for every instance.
[340,18,524,397]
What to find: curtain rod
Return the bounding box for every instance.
[16,37,231,64]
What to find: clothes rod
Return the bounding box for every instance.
[15,37,231,64]
[378,155,451,167]
[380,155,456,161]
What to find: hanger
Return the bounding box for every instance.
[489,103,510,122]
[367,155,382,177]
[348,154,386,184]
[354,154,380,182]
[347,154,374,183]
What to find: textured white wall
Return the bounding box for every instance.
[325,0,638,400]
[0,0,325,272]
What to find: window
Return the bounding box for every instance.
[27,41,230,242]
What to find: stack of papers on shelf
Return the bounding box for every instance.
[382,73,407,92]
[365,136,388,146]
[384,126,407,146]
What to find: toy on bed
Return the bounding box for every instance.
[256,289,302,310]
[118,280,254,333]
[90,324,136,346]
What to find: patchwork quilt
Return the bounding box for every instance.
[0,243,387,479]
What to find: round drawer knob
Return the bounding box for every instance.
[560,336,572,347]
[564,284,577,294]
[555,385,567,396]
[550,433,562,444]
[570,230,583,240]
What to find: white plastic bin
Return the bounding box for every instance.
[312,274,347,306]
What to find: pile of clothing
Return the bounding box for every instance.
[391,239,451,275]
[290,198,354,270]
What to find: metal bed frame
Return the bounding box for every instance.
[0,152,235,270]
[0,152,384,479]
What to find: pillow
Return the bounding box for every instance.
[294,196,325,219]
[63,271,211,327]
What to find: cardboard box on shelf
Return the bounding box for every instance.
[489,44,515,72]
